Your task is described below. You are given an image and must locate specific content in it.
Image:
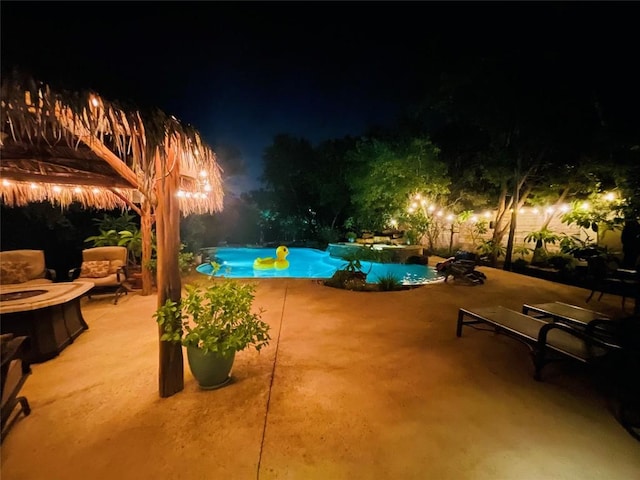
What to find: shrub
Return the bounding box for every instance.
[377,274,402,291]
[546,253,577,272]
[512,258,528,270]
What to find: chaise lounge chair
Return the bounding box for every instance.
[458,305,640,441]
[436,257,486,285]
[456,306,617,380]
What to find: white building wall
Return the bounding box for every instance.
[431,211,619,255]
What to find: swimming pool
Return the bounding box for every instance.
[195,247,443,285]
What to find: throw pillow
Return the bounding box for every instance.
[80,260,111,278]
[1,261,30,284]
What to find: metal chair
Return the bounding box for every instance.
[1,334,32,443]
[69,246,129,304]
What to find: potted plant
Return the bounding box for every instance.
[154,277,271,390]
[346,231,357,243]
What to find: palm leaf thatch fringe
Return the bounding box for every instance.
[0,180,135,210]
[1,71,224,215]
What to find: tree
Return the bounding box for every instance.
[260,134,316,219]
[347,137,449,232]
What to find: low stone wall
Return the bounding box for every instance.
[327,243,425,264]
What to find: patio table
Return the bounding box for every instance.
[0,281,93,363]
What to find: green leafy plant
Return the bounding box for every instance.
[324,250,370,290]
[117,228,143,267]
[145,243,195,276]
[512,257,528,270]
[84,229,120,247]
[377,273,402,291]
[560,196,624,242]
[524,228,560,265]
[460,218,489,249]
[558,233,608,260]
[524,228,560,251]
[346,231,357,242]
[513,245,532,259]
[85,224,146,269]
[546,253,577,272]
[91,212,138,233]
[476,240,505,259]
[154,279,271,358]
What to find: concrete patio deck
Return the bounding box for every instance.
[1,266,639,479]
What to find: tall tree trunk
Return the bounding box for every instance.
[155,149,184,398]
[504,157,522,270]
[541,186,570,230]
[141,199,153,296]
[490,182,509,266]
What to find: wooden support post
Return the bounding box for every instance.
[141,199,154,296]
[155,148,184,398]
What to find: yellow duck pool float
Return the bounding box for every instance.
[253,245,290,270]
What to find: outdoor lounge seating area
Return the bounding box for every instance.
[1,267,638,479]
[456,304,617,380]
[457,301,640,440]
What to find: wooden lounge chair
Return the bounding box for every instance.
[456,306,617,380]
[1,334,32,443]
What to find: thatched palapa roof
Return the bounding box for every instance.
[0,72,224,214]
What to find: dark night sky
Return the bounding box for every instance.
[2,1,638,195]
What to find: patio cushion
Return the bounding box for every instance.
[0,261,30,284]
[108,259,125,274]
[80,260,111,278]
[0,250,47,281]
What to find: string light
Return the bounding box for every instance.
[397,192,623,231]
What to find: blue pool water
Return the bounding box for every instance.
[195,247,443,285]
